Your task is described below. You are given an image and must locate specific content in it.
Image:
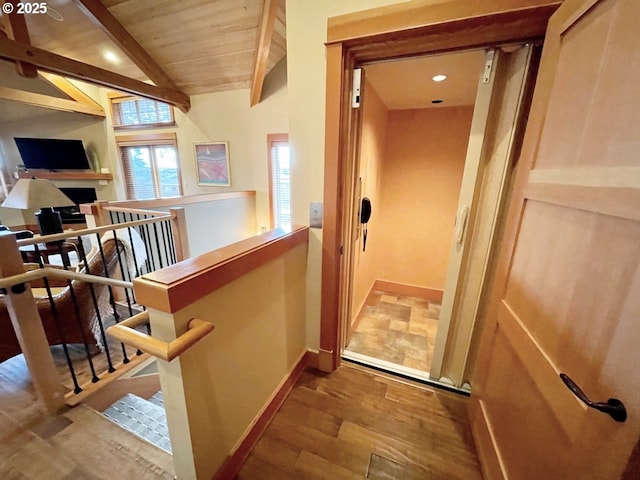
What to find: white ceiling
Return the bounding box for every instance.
[364,49,487,110]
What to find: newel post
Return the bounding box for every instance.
[0,234,65,413]
[80,200,110,228]
[169,207,190,261]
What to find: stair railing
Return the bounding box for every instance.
[82,201,190,262]
[1,211,184,409]
[106,311,214,362]
[0,234,140,412]
[0,238,153,402]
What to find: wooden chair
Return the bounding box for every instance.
[0,238,122,363]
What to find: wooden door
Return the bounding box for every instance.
[470,0,640,479]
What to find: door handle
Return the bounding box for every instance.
[455,205,469,246]
[560,373,627,423]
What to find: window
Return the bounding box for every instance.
[267,134,291,228]
[117,134,182,200]
[109,94,175,129]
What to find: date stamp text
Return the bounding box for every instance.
[2,2,48,14]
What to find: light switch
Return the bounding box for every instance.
[310,202,323,228]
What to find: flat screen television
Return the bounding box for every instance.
[14,137,91,170]
[55,187,98,224]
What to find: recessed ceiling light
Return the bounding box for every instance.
[432,74,447,82]
[46,6,64,21]
[103,51,120,64]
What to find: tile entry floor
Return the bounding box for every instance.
[345,290,440,372]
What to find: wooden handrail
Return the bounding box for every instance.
[103,191,255,210]
[106,311,214,362]
[0,266,133,290]
[101,206,169,217]
[15,215,171,247]
[134,226,309,314]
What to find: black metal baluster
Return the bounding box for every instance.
[132,216,153,335]
[112,229,142,356]
[160,220,171,266]
[152,222,164,269]
[57,240,100,383]
[166,219,177,264]
[137,215,152,274]
[126,226,141,279]
[135,215,143,273]
[98,232,129,364]
[34,244,83,394]
[125,225,141,307]
[78,236,115,373]
[142,217,156,272]
[161,220,170,264]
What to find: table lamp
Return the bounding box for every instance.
[1,178,74,235]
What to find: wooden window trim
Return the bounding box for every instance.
[267,133,289,229]
[116,132,178,145]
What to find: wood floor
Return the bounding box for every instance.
[1,351,481,479]
[0,303,146,398]
[237,364,483,479]
[0,351,174,479]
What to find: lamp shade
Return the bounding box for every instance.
[1,178,74,210]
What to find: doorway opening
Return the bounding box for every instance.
[342,49,485,384]
[340,45,537,389]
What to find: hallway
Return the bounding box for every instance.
[0,353,480,479]
[238,364,481,479]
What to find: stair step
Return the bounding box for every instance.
[149,390,164,408]
[102,393,172,453]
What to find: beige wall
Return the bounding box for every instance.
[351,98,473,316]
[0,79,114,226]
[376,106,473,289]
[151,241,308,479]
[351,81,388,319]
[286,0,411,350]
[103,84,288,233]
[0,72,287,236]
[182,197,257,257]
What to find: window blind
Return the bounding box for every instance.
[118,135,182,200]
[271,142,291,228]
[111,96,174,128]
[120,145,156,200]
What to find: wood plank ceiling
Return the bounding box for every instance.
[0,0,286,111]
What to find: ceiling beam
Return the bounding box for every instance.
[38,71,105,113]
[3,1,38,78]
[74,0,178,91]
[250,0,278,107]
[0,85,105,117]
[0,35,191,112]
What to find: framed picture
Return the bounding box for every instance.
[194,142,231,187]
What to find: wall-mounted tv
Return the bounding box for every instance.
[14,137,91,170]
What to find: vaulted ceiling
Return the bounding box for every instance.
[0,0,286,113]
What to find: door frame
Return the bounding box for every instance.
[319,0,562,372]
